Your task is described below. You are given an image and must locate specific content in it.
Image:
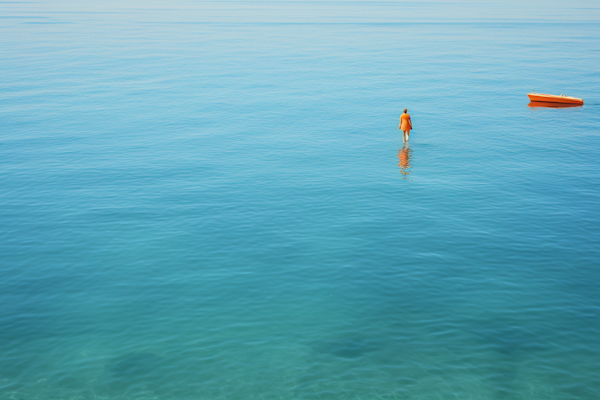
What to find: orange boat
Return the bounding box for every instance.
[527,91,583,105]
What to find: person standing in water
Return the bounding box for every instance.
[399,108,412,143]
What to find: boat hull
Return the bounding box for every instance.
[527,93,583,105]
[528,101,582,109]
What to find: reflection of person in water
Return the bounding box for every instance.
[398,145,412,178]
[399,108,412,143]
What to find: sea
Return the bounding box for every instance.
[1,1,599,399]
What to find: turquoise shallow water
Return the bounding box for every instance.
[1,1,600,399]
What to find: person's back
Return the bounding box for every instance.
[400,113,411,129]
[399,108,412,143]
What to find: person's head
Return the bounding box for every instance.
[404,108,408,113]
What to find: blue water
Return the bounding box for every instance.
[1,1,600,399]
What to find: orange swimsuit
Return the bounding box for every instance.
[400,113,412,132]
